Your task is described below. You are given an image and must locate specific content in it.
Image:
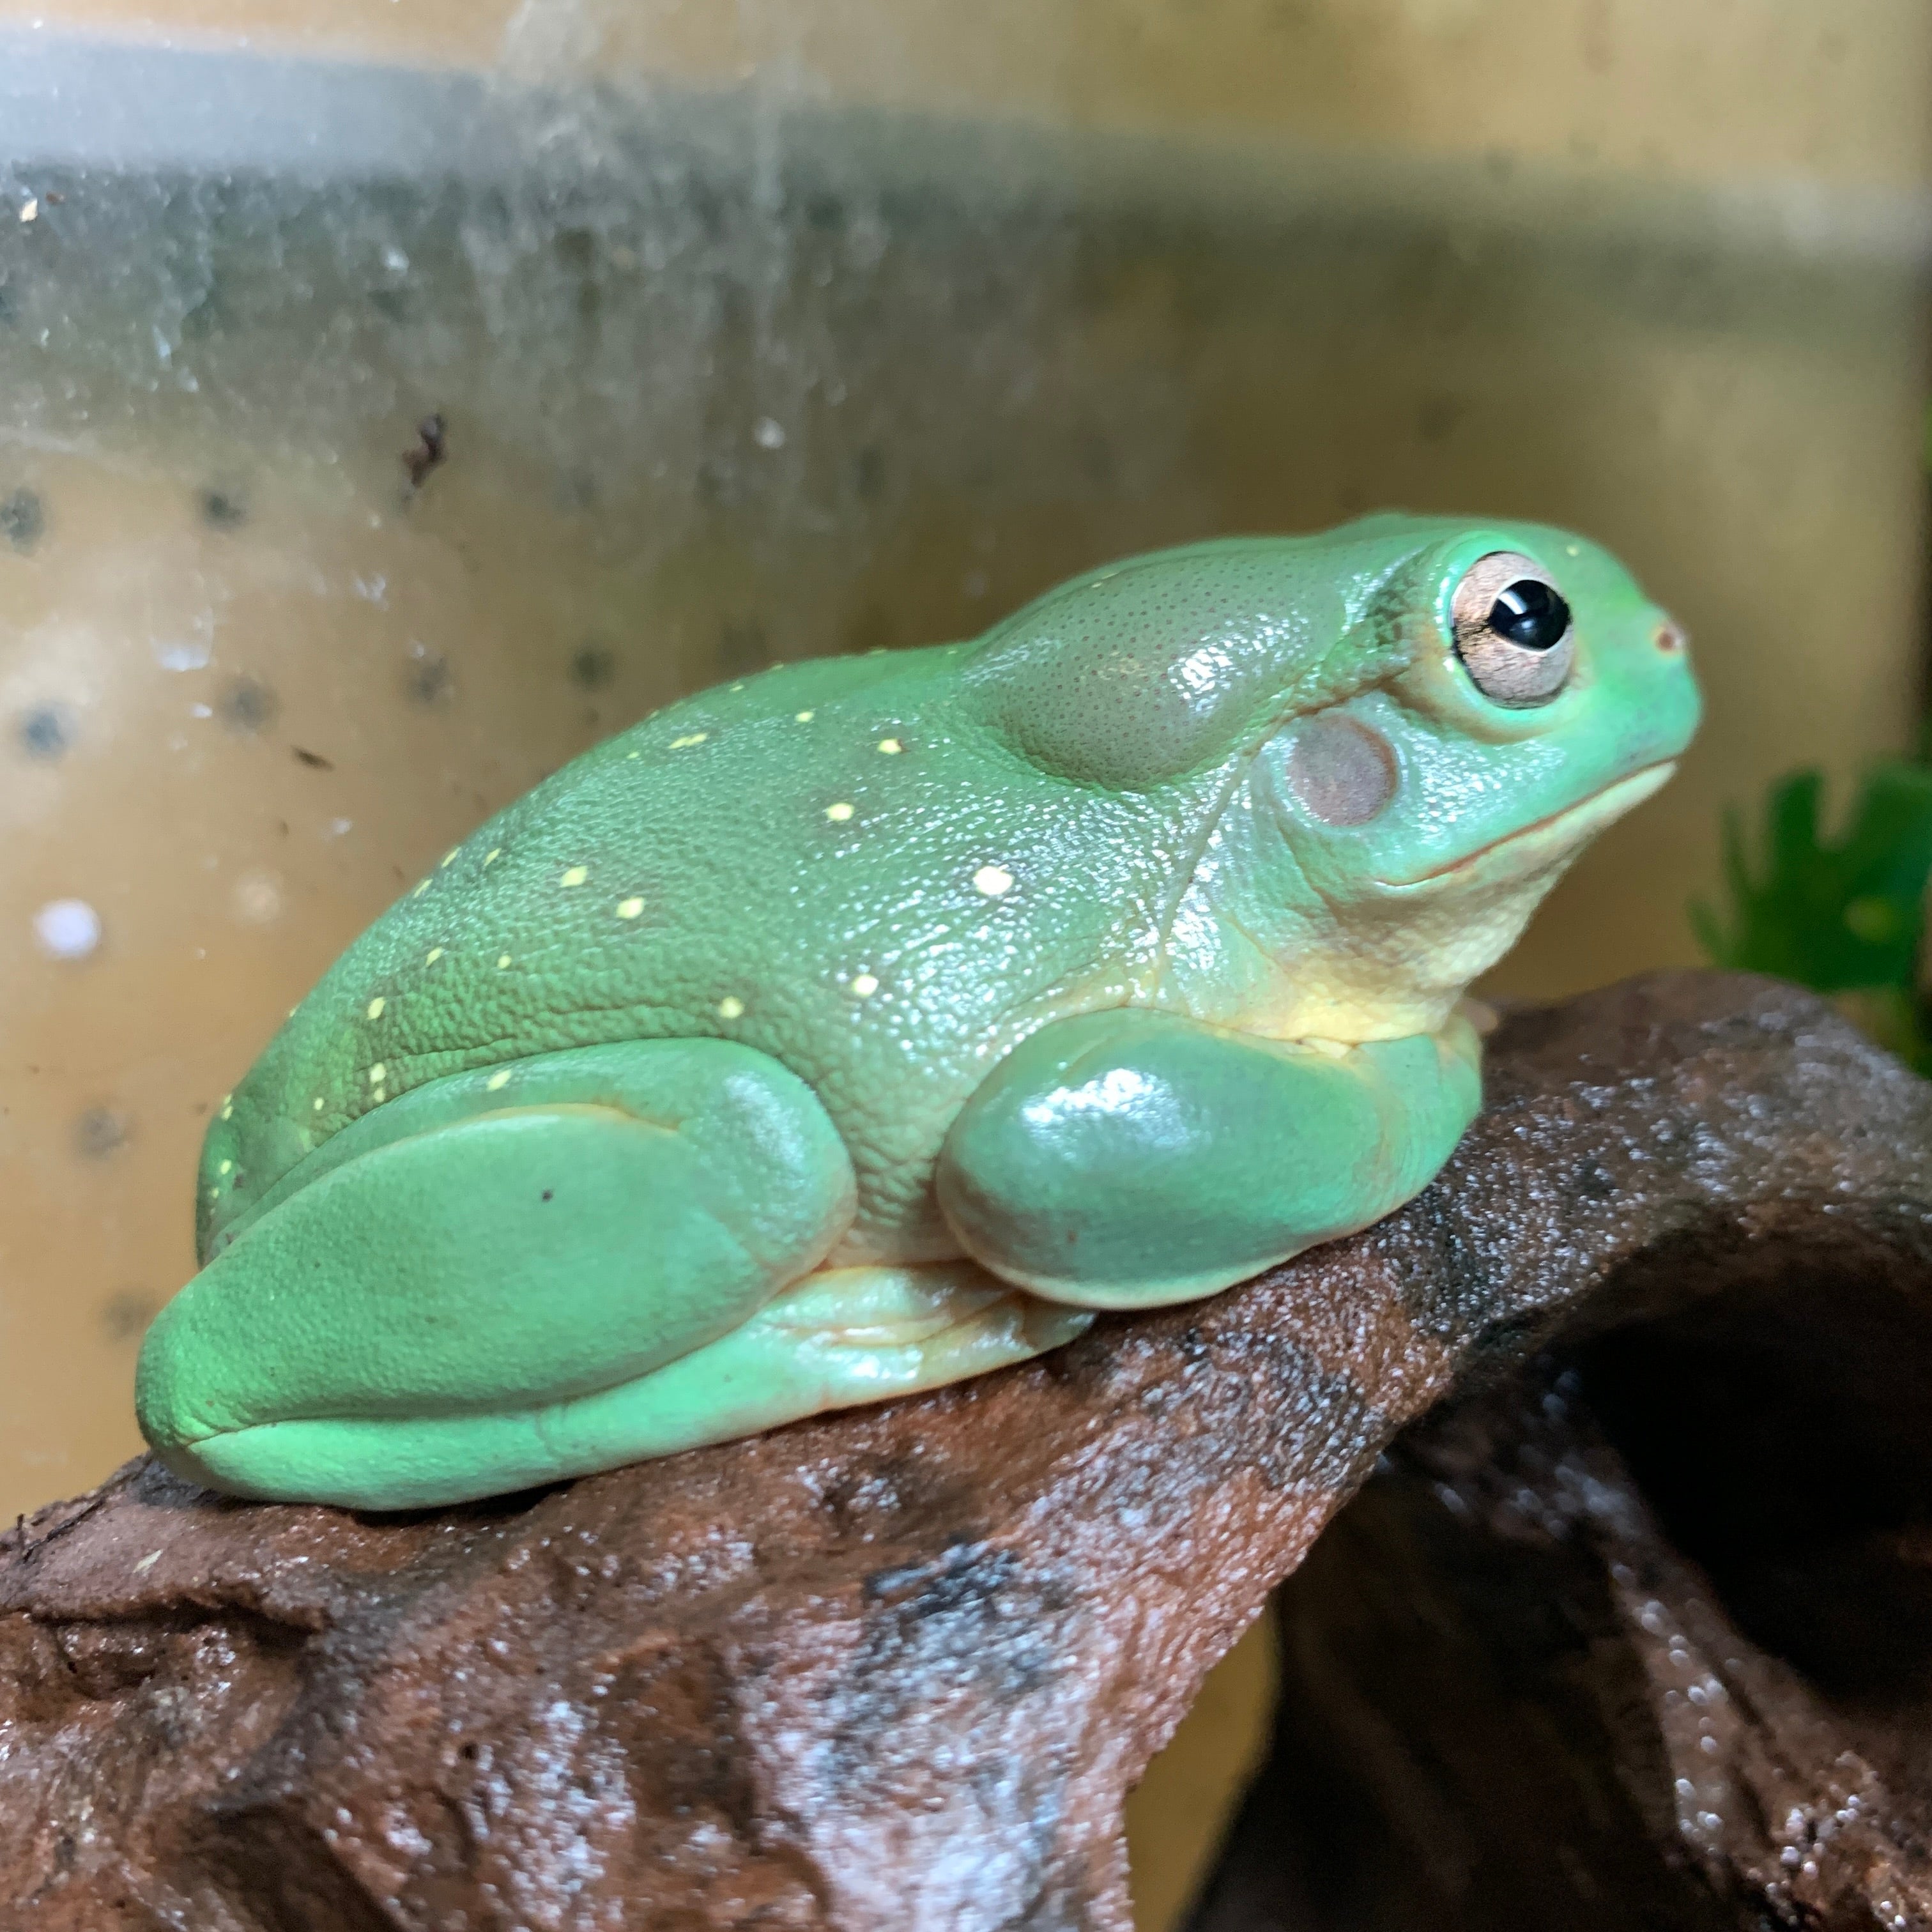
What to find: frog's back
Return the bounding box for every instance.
[206,643,1199,1255]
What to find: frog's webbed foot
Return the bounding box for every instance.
[137,1038,877,1509]
[937,1007,1483,1309]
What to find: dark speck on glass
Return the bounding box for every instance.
[99,1291,158,1344]
[402,413,448,491]
[1,487,44,552]
[19,704,73,759]
[199,488,248,530]
[219,676,279,733]
[571,645,615,691]
[406,650,452,705]
[74,1107,130,1158]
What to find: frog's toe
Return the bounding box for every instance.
[136,1039,856,1508]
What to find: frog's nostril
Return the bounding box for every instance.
[1655,622,1687,655]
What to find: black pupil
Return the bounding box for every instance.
[1488,579,1570,651]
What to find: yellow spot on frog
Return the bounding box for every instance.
[560,866,588,887]
[794,710,815,723]
[217,1159,233,1176]
[368,1064,387,1085]
[425,947,444,965]
[876,737,902,755]
[313,1096,325,1111]
[411,880,430,898]
[496,953,512,969]
[670,732,709,749]
[625,750,641,760]
[440,848,458,868]
[850,974,879,998]
[220,1097,233,1121]
[973,864,1014,897]
[484,848,501,866]
[487,1070,512,1092]
[366,997,386,1020]
[717,996,745,1020]
[825,801,854,822]
[616,897,645,919]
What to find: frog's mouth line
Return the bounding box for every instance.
[1373,762,1678,894]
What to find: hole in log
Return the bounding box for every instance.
[1184,1252,1932,1932]
[1583,1270,1932,1708]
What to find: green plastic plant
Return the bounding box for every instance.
[1693,758,1932,1072]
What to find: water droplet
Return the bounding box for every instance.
[33,898,100,959]
[231,869,284,924]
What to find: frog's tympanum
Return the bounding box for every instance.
[137,517,1700,1508]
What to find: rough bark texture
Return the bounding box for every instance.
[1187,1342,1932,1932]
[3,971,1931,1931]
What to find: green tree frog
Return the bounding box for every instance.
[136,515,1699,1508]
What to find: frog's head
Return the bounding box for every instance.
[962,513,1700,1033]
[1241,514,1702,1026]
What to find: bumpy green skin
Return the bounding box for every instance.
[137,514,1701,1507]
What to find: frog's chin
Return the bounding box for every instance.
[1371,761,1677,896]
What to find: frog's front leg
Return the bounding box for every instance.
[937,1008,1482,1308]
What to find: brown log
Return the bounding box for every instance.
[3,971,1930,1931]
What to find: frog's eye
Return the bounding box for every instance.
[1449,551,1574,707]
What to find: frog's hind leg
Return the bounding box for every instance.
[136,1037,870,1510]
[169,1262,1094,1510]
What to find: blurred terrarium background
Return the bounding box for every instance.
[1692,408,1932,1074]
[1,1,1928,1923]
